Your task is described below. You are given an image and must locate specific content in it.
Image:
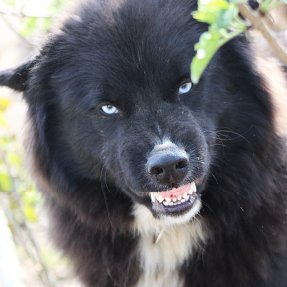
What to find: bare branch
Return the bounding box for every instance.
[0,9,52,19]
[0,15,34,47]
[0,152,54,287]
[238,4,287,64]
[263,14,281,32]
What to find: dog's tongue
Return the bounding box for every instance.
[160,183,192,199]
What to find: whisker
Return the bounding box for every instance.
[99,164,114,230]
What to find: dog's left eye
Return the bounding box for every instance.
[178,81,192,95]
[100,104,119,115]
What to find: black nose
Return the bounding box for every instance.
[147,150,189,187]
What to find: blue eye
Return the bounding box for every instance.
[178,82,192,95]
[101,104,119,115]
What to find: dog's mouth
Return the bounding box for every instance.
[149,182,199,216]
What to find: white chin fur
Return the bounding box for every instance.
[158,198,202,225]
[133,199,206,287]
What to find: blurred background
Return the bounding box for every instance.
[0,1,81,286]
[0,0,286,287]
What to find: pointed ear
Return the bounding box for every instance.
[0,60,37,91]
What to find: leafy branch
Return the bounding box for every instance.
[191,0,287,84]
[0,0,66,43]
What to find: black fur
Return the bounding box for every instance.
[1,0,287,286]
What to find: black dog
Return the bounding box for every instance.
[1,0,287,286]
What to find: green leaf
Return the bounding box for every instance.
[0,97,11,112]
[193,0,230,24]
[260,0,273,12]
[7,152,22,169]
[21,17,38,37]
[4,0,18,8]
[21,191,40,222]
[0,170,12,192]
[200,0,229,10]
[42,18,53,32]
[23,205,38,222]
[193,11,218,24]
[191,30,222,84]
[48,0,66,13]
[0,114,8,128]
[217,6,238,28]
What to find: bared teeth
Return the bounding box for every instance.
[165,197,171,203]
[188,182,197,195]
[149,182,197,206]
[160,195,191,206]
[156,194,164,203]
[150,193,156,202]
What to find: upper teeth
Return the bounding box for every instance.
[149,182,197,205]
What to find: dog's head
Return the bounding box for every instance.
[0,0,271,225]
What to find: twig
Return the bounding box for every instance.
[238,3,287,64]
[263,14,281,32]
[2,194,54,287]
[14,193,55,287]
[0,206,26,287]
[0,152,54,287]
[0,9,52,19]
[0,14,34,47]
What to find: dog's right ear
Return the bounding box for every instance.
[0,60,37,92]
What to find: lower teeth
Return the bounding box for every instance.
[162,196,190,206]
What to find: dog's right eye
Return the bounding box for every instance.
[100,104,119,115]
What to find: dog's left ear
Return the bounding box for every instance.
[0,60,37,92]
